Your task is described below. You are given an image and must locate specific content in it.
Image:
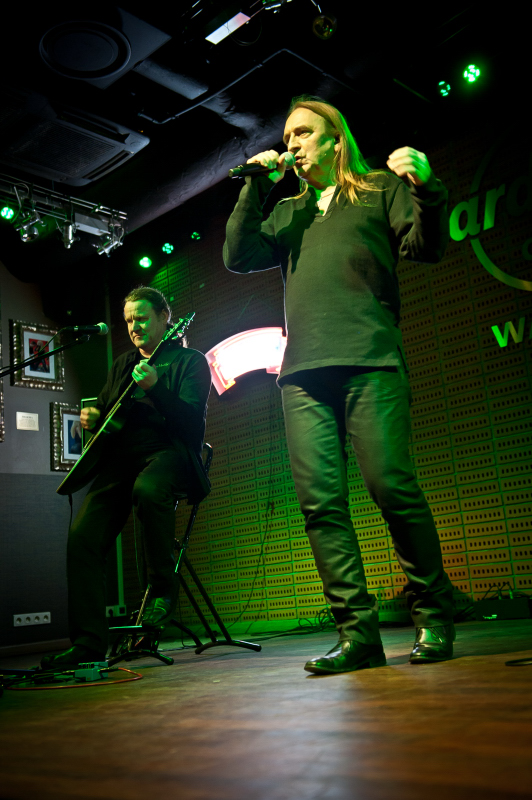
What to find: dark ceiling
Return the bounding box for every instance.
[0,0,525,309]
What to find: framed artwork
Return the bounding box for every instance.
[10,319,65,390]
[50,402,82,471]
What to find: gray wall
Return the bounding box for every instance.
[0,259,109,647]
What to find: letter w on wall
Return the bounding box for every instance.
[491,318,526,347]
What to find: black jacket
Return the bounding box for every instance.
[95,342,212,502]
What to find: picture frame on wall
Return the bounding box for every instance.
[10,319,65,390]
[50,402,82,471]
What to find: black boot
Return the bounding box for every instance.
[409,624,455,663]
[305,639,386,674]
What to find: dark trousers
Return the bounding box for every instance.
[281,366,453,644]
[67,445,192,655]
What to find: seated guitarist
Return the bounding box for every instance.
[42,286,212,670]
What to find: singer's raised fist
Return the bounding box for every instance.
[386,147,432,186]
[247,150,288,183]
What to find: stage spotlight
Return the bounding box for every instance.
[95,238,115,256]
[139,256,152,268]
[191,231,201,240]
[439,81,451,97]
[463,64,481,83]
[162,242,174,254]
[61,222,78,249]
[20,225,41,242]
[16,212,42,242]
[312,13,337,40]
[1,205,15,220]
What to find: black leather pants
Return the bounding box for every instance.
[67,445,192,654]
[281,366,453,644]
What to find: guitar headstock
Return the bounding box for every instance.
[164,312,195,341]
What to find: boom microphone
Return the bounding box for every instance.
[64,323,109,335]
[228,152,296,179]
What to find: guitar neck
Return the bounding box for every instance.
[102,313,194,421]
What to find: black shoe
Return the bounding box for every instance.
[304,640,386,674]
[142,596,174,629]
[40,645,106,671]
[409,624,455,663]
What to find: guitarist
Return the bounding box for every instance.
[42,286,212,670]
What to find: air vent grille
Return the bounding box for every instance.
[0,88,149,185]
[83,150,131,180]
[7,121,117,176]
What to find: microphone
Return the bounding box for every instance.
[64,323,109,335]
[228,152,296,179]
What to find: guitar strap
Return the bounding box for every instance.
[131,341,184,400]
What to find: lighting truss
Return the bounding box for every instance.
[0,173,127,255]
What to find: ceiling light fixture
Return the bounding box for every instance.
[463,64,481,83]
[312,13,337,39]
[205,10,250,44]
[0,173,127,254]
[16,211,42,242]
[61,222,78,249]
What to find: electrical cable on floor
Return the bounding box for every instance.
[3,666,143,691]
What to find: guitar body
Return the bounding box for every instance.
[56,314,194,496]
[56,404,126,496]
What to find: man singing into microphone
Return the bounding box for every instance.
[42,286,211,670]
[224,95,454,673]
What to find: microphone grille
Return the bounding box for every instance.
[283,152,296,168]
[97,323,109,335]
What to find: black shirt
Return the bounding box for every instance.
[223,172,448,380]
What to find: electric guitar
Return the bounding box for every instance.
[56,313,195,496]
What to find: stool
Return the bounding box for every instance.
[108,443,261,665]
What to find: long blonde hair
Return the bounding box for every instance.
[287,96,385,205]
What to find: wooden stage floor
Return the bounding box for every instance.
[1,619,531,800]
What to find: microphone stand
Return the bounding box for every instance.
[0,334,91,380]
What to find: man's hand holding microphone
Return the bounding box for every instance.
[228,151,295,181]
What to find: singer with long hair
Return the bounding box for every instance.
[224,95,454,674]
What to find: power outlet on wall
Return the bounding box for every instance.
[13,611,51,627]
[106,605,127,618]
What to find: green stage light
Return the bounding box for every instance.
[139,256,152,268]
[191,231,201,240]
[463,64,481,83]
[1,206,15,220]
[162,242,174,254]
[438,81,451,97]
